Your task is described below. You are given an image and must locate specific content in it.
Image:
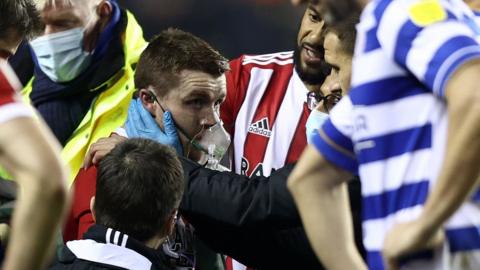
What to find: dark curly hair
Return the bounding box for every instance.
[0,0,42,40]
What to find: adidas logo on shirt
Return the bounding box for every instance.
[248,117,272,137]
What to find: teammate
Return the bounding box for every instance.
[221,1,332,180]
[288,0,480,269]
[220,2,341,268]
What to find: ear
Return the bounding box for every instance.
[166,210,178,236]
[90,196,97,222]
[138,89,157,117]
[97,0,113,20]
[92,0,113,33]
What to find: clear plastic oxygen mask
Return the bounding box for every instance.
[151,91,231,170]
[190,120,231,171]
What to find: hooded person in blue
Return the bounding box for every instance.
[26,0,124,144]
[8,0,148,182]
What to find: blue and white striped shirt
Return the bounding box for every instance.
[313,0,480,269]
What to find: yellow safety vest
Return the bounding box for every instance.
[18,11,148,184]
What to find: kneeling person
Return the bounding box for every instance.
[52,138,184,270]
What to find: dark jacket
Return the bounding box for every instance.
[51,225,174,270]
[179,158,365,270]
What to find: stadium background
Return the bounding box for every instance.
[118,0,304,59]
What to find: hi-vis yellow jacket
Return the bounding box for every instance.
[21,11,148,184]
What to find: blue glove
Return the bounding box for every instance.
[125,98,183,155]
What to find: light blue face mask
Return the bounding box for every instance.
[30,27,92,83]
[306,109,329,144]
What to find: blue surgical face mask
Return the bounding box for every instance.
[30,27,92,82]
[306,109,329,144]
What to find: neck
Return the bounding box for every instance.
[144,235,167,249]
[84,13,113,52]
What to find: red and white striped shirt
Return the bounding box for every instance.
[221,51,310,178]
[221,51,310,270]
[0,61,31,124]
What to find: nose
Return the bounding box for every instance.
[320,73,341,95]
[201,106,220,129]
[44,25,58,35]
[308,22,325,46]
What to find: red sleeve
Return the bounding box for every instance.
[0,65,18,106]
[0,62,33,124]
[221,56,250,137]
[63,166,97,242]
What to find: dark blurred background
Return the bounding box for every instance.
[117,0,304,59]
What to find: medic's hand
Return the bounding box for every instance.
[83,133,127,168]
[382,220,444,270]
[125,98,183,155]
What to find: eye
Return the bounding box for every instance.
[53,19,75,29]
[321,64,332,77]
[186,98,206,109]
[331,66,340,74]
[308,12,321,23]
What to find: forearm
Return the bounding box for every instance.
[0,118,69,270]
[288,146,365,270]
[5,172,67,270]
[180,157,299,227]
[420,60,480,231]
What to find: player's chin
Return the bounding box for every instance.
[187,148,204,163]
[297,64,324,84]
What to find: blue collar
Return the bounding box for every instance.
[92,0,121,60]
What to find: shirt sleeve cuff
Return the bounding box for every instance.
[434,46,480,97]
[312,128,358,174]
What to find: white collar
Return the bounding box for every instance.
[67,239,152,270]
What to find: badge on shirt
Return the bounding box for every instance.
[409,0,447,26]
